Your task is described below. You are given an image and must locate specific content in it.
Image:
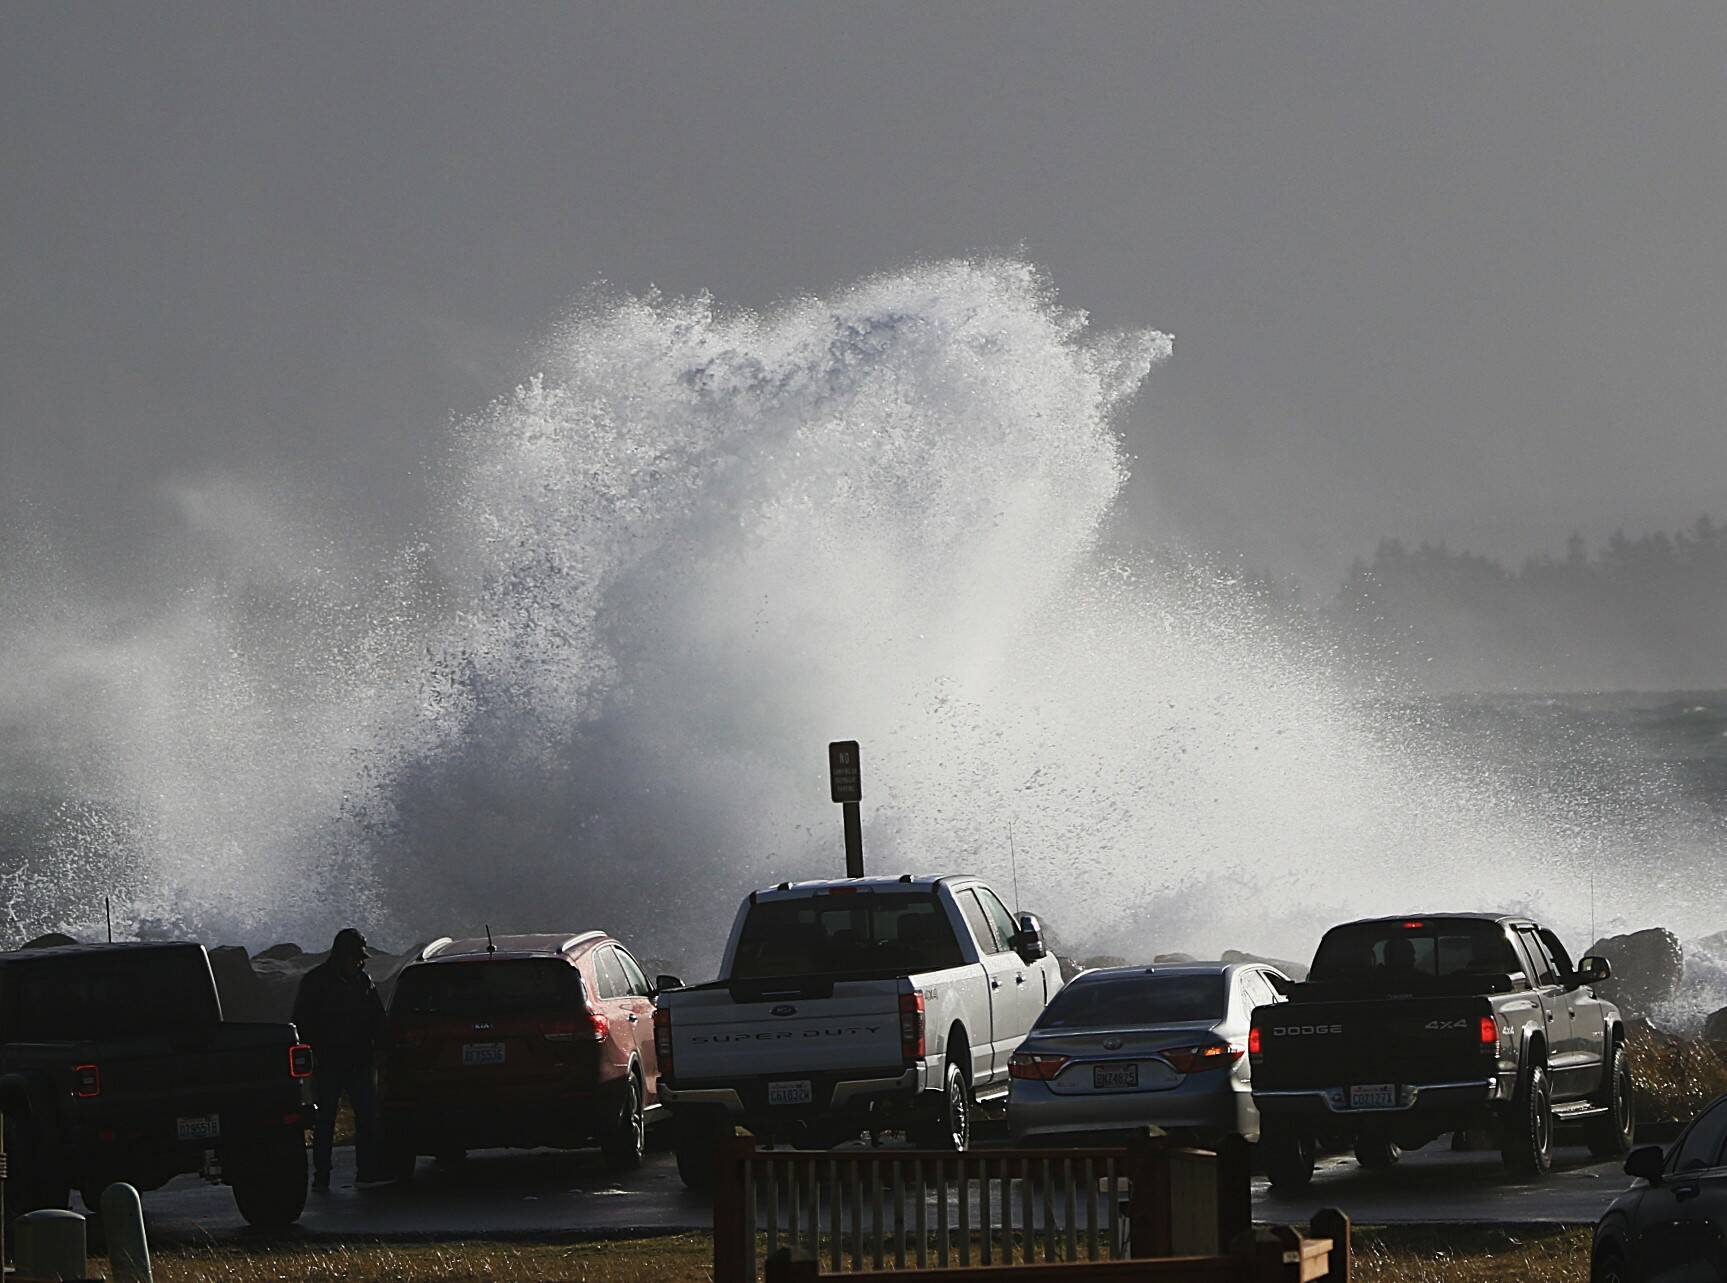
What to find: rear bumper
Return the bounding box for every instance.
[1253,1078,1502,1133]
[1009,1078,1256,1145]
[661,1068,919,1128]
[383,1081,625,1152]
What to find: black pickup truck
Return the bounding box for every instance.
[0,941,313,1227]
[1249,914,1634,1189]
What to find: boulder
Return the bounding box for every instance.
[1587,928,1683,1021]
[254,942,304,962]
[207,946,269,1021]
[20,932,78,950]
[1081,955,1130,971]
[1152,952,1196,965]
[1704,1007,1727,1047]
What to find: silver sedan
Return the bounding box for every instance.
[1007,962,1288,1146]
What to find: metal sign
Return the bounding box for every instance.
[828,740,862,804]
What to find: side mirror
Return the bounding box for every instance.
[0,1073,30,1117]
[654,974,685,995]
[1573,956,1612,987]
[1625,1144,1665,1184]
[1012,913,1048,963]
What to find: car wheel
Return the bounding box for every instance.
[673,1112,722,1191]
[1354,1134,1402,1169]
[918,1061,973,1152]
[231,1137,309,1230]
[602,1072,647,1172]
[1586,1044,1637,1159]
[1261,1130,1315,1192]
[1502,1062,1554,1176]
[1592,1243,1629,1283]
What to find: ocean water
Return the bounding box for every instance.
[1,259,1723,998]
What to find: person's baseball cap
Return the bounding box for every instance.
[331,927,372,959]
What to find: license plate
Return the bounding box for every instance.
[767,1080,813,1106]
[461,1041,506,1066]
[177,1114,220,1142]
[1093,1063,1139,1089]
[1348,1083,1397,1110]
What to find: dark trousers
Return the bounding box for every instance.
[312,1059,378,1180]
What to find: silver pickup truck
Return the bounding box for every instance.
[653,874,1062,1187]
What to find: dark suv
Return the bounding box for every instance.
[379,932,661,1176]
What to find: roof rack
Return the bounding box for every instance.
[558,932,604,954]
[418,937,454,961]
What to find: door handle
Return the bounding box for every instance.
[991,979,1002,990]
[1015,974,1027,985]
[1677,1181,1702,1202]
[1545,1011,1554,1021]
[627,1013,639,1024]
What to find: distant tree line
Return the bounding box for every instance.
[1335,516,1727,691]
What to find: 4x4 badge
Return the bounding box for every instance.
[771,1004,798,1017]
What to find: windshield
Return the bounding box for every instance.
[731,893,964,980]
[6,950,221,1039]
[392,959,583,1017]
[1309,919,1520,984]
[1033,973,1225,1029]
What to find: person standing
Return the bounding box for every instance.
[292,927,386,1190]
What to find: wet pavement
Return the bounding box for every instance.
[133,1138,1633,1241]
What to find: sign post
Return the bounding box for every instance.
[828,740,864,878]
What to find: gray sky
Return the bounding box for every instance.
[5,2,1724,590]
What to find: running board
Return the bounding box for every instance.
[1552,1101,1608,1120]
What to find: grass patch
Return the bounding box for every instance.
[1629,1022,1727,1123]
[133,1226,1593,1282]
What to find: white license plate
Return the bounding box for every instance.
[176,1114,221,1142]
[461,1041,506,1066]
[767,1080,813,1106]
[1093,1064,1139,1089]
[1348,1083,1397,1110]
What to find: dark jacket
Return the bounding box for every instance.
[292,959,385,1068]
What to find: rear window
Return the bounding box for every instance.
[731,893,964,981]
[392,960,582,1017]
[1309,920,1520,984]
[1033,973,1226,1029]
[5,950,221,1039]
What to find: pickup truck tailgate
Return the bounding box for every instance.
[1253,995,1498,1090]
[671,984,904,1082]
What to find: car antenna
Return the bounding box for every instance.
[485,923,496,957]
[1008,822,1021,912]
[105,896,113,944]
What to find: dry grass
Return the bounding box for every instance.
[1628,1022,1727,1122]
[150,1234,714,1283]
[133,1227,1594,1282]
[1353,1226,1590,1282]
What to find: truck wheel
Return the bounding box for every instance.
[1354,1135,1402,1169]
[673,1113,722,1191]
[602,1072,647,1172]
[917,1061,973,1152]
[1585,1043,1636,1159]
[1501,1063,1554,1176]
[232,1139,309,1230]
[1261,1130,1314,1192]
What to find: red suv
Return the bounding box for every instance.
[379,932,660,1177]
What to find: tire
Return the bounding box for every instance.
[673,1113,722,1191]
[1354,1134,1402,1169]
[1592,1244,1629,1283]
[1261,1130,1315,1192]
[4,1117,69,1220]
[916,1060,973,1152]
[1585,1043,1636,1159]
[1501,1062,1554,1176]
[382,1143,419,1184]
[231,1139,309,1230]
[601,1072,646,1172]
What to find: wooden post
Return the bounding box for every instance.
[1125,1127,1171,1257]
[712,1128,760,1283]
[764,1247,821,1283]
[1216,1133,1253,1252]
[1310,1208,1351,1283]
[1249,1225,1305,1283]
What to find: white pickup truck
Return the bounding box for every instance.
[653,874,1063,1187]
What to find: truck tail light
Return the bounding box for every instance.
[289,1043,314,1078]
[899,993,926,1064]
[1248,1026,1263,1056]
[1163,1043,1245,1074]
[1008,1052,1069,1081]
[74,1063,101,1098]
[1480,1016,1499,1051]
[653,1006,674,1080]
